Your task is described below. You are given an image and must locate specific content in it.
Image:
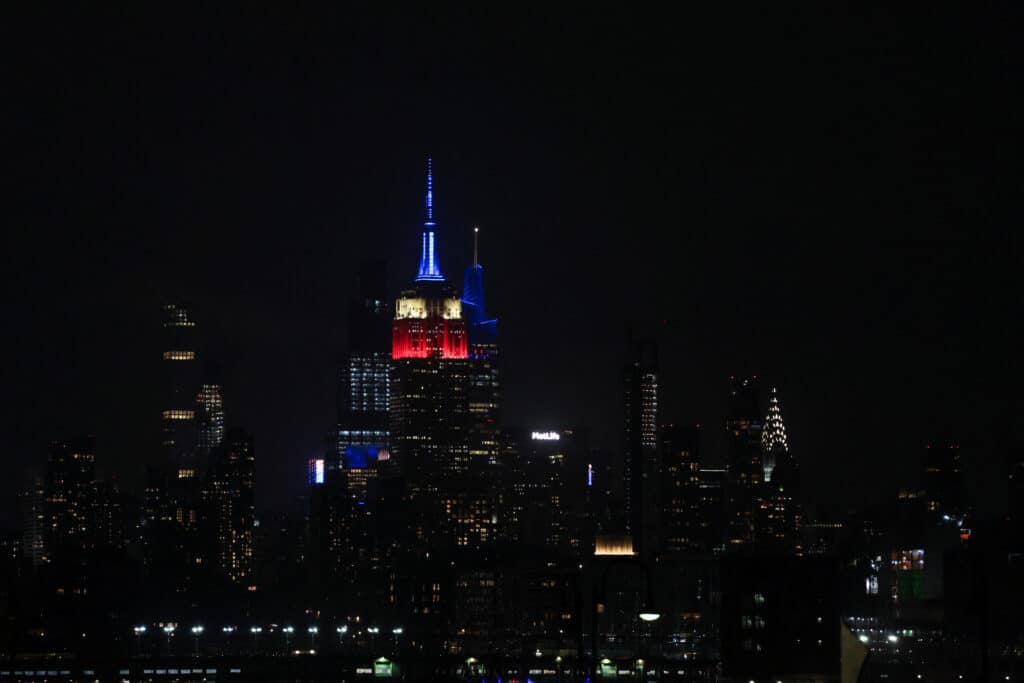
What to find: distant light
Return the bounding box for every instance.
[337,626,348,634]
[310,459,325,485]
[887,634,899,643]
[858,634,869,643]
[392,627,403,635]
[639,612,661,622]
[283,626,294,633]
[587,463,593,487]
[250,626,262,634]
[191,626,204,634]
[307,626,318,634]
[531,431,560,441]
[222,626,236,634]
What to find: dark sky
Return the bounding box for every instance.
[4,6,1020,523]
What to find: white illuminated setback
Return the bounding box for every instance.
[531,431,560,441]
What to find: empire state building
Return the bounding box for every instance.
[390,159,495,550]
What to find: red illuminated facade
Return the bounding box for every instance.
[392,316,467,359]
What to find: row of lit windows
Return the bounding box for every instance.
[163,351,195,361]
[163,410,195,420]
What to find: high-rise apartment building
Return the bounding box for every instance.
[623,335,659,556]
[659,423,704,552]
[207,428,256,584]
[44,436,96,556]
[196,384,225,460]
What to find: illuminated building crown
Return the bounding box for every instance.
[762,387,789,453]
[761,387,789,482]
[415,157,445,282]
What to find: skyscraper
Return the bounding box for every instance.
[44,436,96,556]
[760,388,789,485]
[161,304,199,465]
[659,423,704,552]
[623,334,659,556]
[207,428,256,584]
[390,158,493,551]
[337,258,392,473]
[725,376,763,548]
[196,384,225,460]
[758,388,802,553]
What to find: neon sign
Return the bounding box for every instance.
[531,431,560,441]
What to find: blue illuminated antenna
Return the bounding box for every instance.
[416,156,445,282]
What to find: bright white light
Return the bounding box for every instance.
[531,431,560,441]
[858,634,869,644]
[223,626,235,633]
[191,626,204,634]
[337,626,348,634]
[283,626,294,633]
[307,626,318,634]
[639,612,661,622]
[250,626,262,634]
[392,627,403,635]
[887,634,899,643]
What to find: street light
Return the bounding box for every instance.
[250,626,262,652]
[190,625,204,654]
[307,625,318,649]
[283,626,294,651]
[162,624,176,654]
[133,625,146,654]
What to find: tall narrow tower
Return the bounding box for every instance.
[761,387,789,484]
[624,333,659,557]
[390,158,488,551]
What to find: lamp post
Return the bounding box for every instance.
[133,625,146,654]
[391,627,403,655]
[191,625,204,655]
[162,624,176,655]
[307,625,318,650]
[283,626,294,652]
[336,624,348,654]
[367,626,380,653]
[250,626,262,653]
[222,626,236,655]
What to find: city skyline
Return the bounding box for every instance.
[3,6,1021,679]
[4,9,1016,519]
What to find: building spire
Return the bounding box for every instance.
[473,226,479,266]
[416,156,444,282]
[425,156,434,224]
[761,386,789,482]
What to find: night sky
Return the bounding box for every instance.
[4,6,1020,523]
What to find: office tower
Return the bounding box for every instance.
[923,441,967,521]
[623,334,659,556]
[337,259,391,471]
[207,428,256,584]
[44,436,96,556]
[725,376,763,548]
[196,384,225,460]
[463,227,501,469]
[19,478,47,566]
[390,158,488,551]
[698,468,727,552]
[760,388,788,484]
[508,428,576,555]
[161,304,199,464]
[758,388,802,553]
[659,423,703,552]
